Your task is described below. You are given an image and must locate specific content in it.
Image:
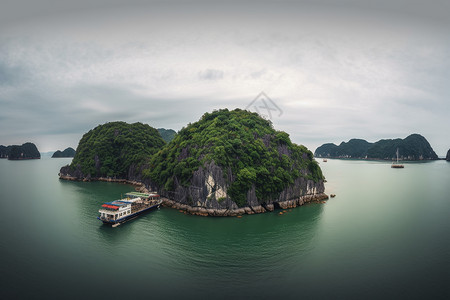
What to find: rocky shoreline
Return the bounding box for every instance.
[162,193,329,217]
[59,175,150,193]
[59,174,328,217]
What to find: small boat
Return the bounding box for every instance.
[391,148,404,168]
[97,192,162,227]
[323,159,328,162]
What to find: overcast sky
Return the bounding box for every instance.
[0,0,449,155]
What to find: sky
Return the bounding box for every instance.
[0,0,449,155]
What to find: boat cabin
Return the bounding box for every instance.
[98,192,160,223]
[98,199,134,222]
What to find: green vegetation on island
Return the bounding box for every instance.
[314,139,372,159]
[157,128,177,143]
[0,142,40,160]
[144,109,323,207]
[315,134,438,160]
[61,122,165,178]
[52,147,76,158]
[59,109,326,211]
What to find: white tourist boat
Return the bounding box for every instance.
[98,192,162,227]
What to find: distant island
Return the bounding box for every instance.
[157,128,176,143]
[447,149,450,161]
[60,109,327,216]
[315,134,438,160]
[52,147,76,158]
[0,142,41,160]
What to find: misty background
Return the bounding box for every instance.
[0,0,449,155]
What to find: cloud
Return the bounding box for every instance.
[198,69,224,80]
[0,1,449,155]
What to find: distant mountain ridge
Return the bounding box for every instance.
[0,142,40,160]
[52,147,76,158]
[157,128,176,143]
[315,134,438,160]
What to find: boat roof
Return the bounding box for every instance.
[126,192,150,197]
[101,204,119,210]
[105,200,135,206]
[125,191,159,197]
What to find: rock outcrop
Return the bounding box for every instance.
[446,149,450,161]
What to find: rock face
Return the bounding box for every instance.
[315,134,438,160]
[446,149,450,161]
[0,143,40,160]
[52,147,76,158]
[144,109,327,214]
[158,160,327,216]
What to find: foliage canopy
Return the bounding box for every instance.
[69,122,165,178]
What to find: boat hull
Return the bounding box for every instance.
[391,164,404,168]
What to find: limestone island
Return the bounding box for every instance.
[59,109,328,216]
[0,142,41,160]
[446,149,450,161]
[52,147,76,158]
[314,134,438,161]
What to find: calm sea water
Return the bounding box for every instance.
[0,158,448,299]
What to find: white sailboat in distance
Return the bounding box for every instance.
[391,148,404,168]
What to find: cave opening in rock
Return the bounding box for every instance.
[272,202,282,210]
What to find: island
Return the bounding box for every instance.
[315,134,438,160]
[447,149,450,161]
[0,142,41,160]
[52,147,76,158]
[157,128,176,143]
[144,109,327,216]
[59,109,327,216]
[59,121,165,182]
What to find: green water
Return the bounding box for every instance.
[0,158,448,299]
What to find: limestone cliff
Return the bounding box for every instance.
[144,109,327,215]
[156,160,326,216]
